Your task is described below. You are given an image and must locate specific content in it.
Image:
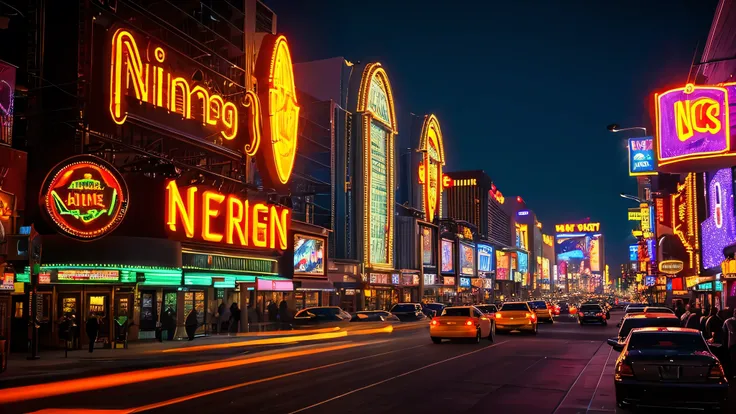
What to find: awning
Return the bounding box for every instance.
[256,278,293,292]
[295,279,335,291]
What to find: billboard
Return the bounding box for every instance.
[441,239,454,273]
[555,233,603,289]
[496,251,509,280]
[421,226,434,266]
[459,243,474,275]
[0,61,15,146]
[590,237,600,272]
[702,168,736,270]
[628,137,656,176]
[629,244,638,262]
[477,244,494,272]
[293,235,325,275]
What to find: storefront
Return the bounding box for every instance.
[476,243,494,303]
[363,273,399,310]
[423,274,456,304]
[399,272,420,302]
[327,259,361,312]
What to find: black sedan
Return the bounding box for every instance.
[350,311,400,322]
[610,327,728,412]
[577,304,607,325]
[389,303,428,322]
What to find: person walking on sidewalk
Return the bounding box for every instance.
[229,302,240,335]
[85,313,99,353]
[723,308,736,379]
[185,308,198,341]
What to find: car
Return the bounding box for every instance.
[429,306,494,344]
[389,303,428,322]
[609,313,682,346]
[556,301,570,315]
[610,327,728,412]
[495,301,537,334]
[475,304,498,316]
[422,302,445,318]
[528,300,553,323]
[616,303,649,327]
[642,306,674,314]
[577,304,607,325]
[350,311,400,322]
[293,306,352,325]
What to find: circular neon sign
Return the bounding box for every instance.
[40,155,129,240]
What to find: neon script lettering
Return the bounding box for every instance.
[165,180,290,250]
[674,98,721,142]
[555,223,601,233]
[109,29,238,141]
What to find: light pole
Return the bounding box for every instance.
[607,124,648,136]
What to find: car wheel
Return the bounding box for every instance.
[531,324,538,335]
[431,337,442,344]
[488,322,495,342]
[474,329,481,343]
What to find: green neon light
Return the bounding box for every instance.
[51,190,109,223]
[140,273,183,286]
[184,274,213,286]
[181,265,277,276]
[17,273,29,283]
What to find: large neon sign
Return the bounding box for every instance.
[40,155,129,240]
[357,63,396,269]
[671,173,699,269]
[165,180,290,250]
[554,223,600,233]
[418,114,445,223]
[656,83,735,171]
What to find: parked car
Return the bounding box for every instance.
[610,327,728,412]
[616,304,668,327]
[608,313,682,346]
[389,303,428,322]
[430,306,494,344]
[292,306,352,325]
[422,303,445,318]
[350,311,400,322]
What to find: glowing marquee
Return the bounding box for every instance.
[165,180,290,250]
[418,115,445,223]
[656,83,736,171]
[554,223,600,233]
[40,155,129,240]
[109,29,238,140]
[357,63,397,269]
[671,173,699,269]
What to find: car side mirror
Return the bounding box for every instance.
[607,338,623,351]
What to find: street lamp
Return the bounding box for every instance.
[607,124,648,136]
[620,193,647,204]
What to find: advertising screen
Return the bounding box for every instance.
[517,251,528,273]
[421,226,434,266]
[459,243,474,275]
[542,257,550,280]
[556,236,586,261]
[628,137,656,176]
[477,244,493,272]
[496,251,509,281]
[441,239,454,273]
[629,244,638,262]
[293,235,324,275]
[369,121,390,264]
[590,237,600,272]
[702,168,736,270]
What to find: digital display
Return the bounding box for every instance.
[293,234,325,275]
[628,137,656,176]
[645,275,656,287]
[459,277,471,288]
[517,251,528,274]
[702,168,736,269]
[629,245,638,262]
[477,244,493,272]
[459,243,474,275]
[496,251,509,280]
[441,239,454,273]
[369,121,390,265]
[422,226,434,266]
[590,237,600,272]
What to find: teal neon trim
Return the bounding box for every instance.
[184,274,213,287]
[181,265,277,276]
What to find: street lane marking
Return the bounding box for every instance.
[286,340,510,413]
[552,341,606,414]
[586,345,614,412]
[4,342,371,405]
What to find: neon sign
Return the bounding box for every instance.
[671,173,699,269]
[627,137,656,176]
[701,168,736,269]
[41,155,129,240]
[165,180,290,250]
[109,29,238,141]
[57,270,120,282]
[418,114,445,223]
[656,83,734,170]
[543,234,554,247]
[554,223,600,233]
[489,184,504,204]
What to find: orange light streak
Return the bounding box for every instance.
[162,330,347,353]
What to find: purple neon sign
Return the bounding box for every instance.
[656,84,733,164]
[701,168,736,270]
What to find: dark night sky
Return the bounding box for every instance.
[265,0,718,276]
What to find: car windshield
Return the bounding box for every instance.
[476,305,497,313]
[501,303,529,311]
[580,305,602,312]
[619,317,681,338]
[426,304,444,310]
[391,304,416,313]
[442,308,470,317]
[528,301,546,309]
[628,332,708,353]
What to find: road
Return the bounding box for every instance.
[2,313,734,414]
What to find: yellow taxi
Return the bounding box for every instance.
[528,300,553,323]
[495,301,538,334]
[429,306,495,344]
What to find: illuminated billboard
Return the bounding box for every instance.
[590,237,600,272]
[702,168,736,270]
[628,137,656,176]
[477,244,494,272]
[421,226,434,266]
[656,83,736,172]
[459,243,474,275]
[417,115,445,223]
[294,235,325,275]
[496,251,509,280]
[671,173,700,270]
[441,239,454,273]
[629,245,638,262]
[358,63,396,268]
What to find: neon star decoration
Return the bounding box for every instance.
[41,155,129,240]
[419,115,446,223]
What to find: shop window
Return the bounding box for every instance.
[89,295,106,315]
[184,291,206,333]
[13,300,22,318]
[62,297,77,315]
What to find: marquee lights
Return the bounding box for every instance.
[489,184,505,204]
[418,114,445,223]
[109,29,238,141]
[555,223,600,233]
[40,155,129,240]
[671,173,699,268]
[165,180,290,250]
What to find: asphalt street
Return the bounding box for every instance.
[3,313,735,414]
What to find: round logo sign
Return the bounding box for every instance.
[40,155,129,240]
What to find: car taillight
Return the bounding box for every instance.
[596,312,603,317]
[495,312,502,319]
[615,362,634,379]
[430,318,439,326]
[708,364,725,381]
[578,312,584,317]
[465,319,474,326]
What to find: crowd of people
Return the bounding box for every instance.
[673,301,736,378]
[212,299,292,336]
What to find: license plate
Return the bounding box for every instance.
[659,365,680,380]
[447,322,455,325]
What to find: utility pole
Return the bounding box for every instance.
[28,224,41,360]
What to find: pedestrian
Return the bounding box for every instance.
[722,308,736,379]
[85,313,99,353]
[217,301,226,333]
[674,300,685,319]
[229,302,240,334]
[705,307,723,343]
[278,300,289,329]
[185,308,198,341]
[267,300,278,323]
[680,304,691,327]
